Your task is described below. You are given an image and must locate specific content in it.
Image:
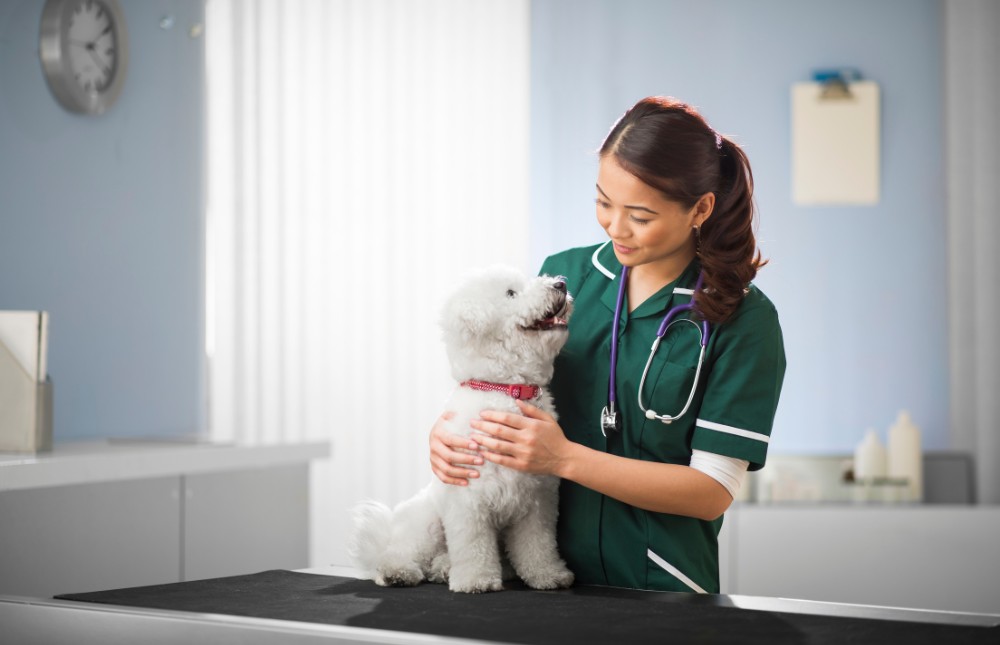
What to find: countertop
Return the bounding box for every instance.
[0,439,330,492]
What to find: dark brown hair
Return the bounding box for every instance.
[599,96,766,324]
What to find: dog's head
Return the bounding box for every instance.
[440,266,573,385]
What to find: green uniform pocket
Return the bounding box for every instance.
[637,360,698,464]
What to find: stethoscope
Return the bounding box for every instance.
[600,266,711,437]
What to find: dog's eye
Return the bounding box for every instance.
[506,289,517,298]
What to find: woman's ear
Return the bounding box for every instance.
[692,192,715,227]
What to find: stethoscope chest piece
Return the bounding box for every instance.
[600,403,622,437]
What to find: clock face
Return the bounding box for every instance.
[39,0,129,115]
[67,0,118,94]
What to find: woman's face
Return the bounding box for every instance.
[595,155,709,277]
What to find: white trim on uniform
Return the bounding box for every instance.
[591,240,616,279]
[696,418,771,444]
[647,549,707,594]
[673,287,694,296]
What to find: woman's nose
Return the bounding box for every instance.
[605,211,629,238]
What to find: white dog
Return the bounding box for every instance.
[348,266,575,593]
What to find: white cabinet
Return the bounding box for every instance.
[0,442,328,598]
[719,504,1000,615]
[0,476,180,598]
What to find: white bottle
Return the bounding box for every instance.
[854,428,887,481]
[887,410,923,502]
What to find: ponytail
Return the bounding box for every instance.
[695,136,767,325]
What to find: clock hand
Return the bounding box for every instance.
[81,40,112,74]
[70,27,112,53]
[87,47,108,72]
[90,27,113,46]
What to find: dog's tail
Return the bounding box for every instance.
[347,500,393,578]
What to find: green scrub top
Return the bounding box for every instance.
[540,241,786,594]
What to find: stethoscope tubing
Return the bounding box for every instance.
[608,266,630,407]
[637,325,707,423]
[606,265,711,431]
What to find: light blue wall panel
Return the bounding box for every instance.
[0,0,205,441]
[531,0,947,454]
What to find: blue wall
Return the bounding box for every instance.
[0,0,205,441]
[0,0,949,453]
[530,0,948,454]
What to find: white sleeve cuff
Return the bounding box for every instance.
[689,449,750,500]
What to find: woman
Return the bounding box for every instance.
[430,96,786,594]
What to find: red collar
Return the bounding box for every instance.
[460,380,540,401]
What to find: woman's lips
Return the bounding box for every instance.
[614,242,636,254]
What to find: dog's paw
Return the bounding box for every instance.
[521,565,574,590]
[448,574,503,594]
[426,552,450,584]
[374,563,424,587]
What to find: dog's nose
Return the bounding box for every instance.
[552,278,567,293]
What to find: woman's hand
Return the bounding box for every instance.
[429,411,484,486]
[469,400,574,477]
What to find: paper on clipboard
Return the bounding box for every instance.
[792,80,880,205]
[0,311,43,382]
[0,311,52,452]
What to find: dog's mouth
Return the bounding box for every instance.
[522,297,570,331]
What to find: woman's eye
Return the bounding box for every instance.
[595,198,610,209]
[506,289,517,298]
[629,213,650,225]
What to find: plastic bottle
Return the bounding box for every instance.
[853,428,887,481]
[887,410,923,502]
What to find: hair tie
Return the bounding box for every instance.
[714,132,723,150]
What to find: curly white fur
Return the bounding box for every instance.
[348,266,575,593]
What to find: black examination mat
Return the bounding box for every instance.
[55,570,998,645]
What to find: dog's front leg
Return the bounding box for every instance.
[504,479,575,590]
[440,506,504,593]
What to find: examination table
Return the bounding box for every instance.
[2,567,998,644]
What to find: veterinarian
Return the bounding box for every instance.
[430,96,786,594]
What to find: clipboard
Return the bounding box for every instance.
[792,79,880,205]
[0,311,53,453]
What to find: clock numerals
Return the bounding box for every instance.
[67,0,116,94]
[41,0,127,114]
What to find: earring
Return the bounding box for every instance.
[693,225,701,256]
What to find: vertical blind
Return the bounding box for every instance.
[945,0,1000,504]
[205,0,531,565]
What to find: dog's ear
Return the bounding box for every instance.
[441,301,493,341]
[440,265,522,342]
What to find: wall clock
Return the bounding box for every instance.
[39,0,129,115]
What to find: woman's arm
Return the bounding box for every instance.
[469,400,734,522]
